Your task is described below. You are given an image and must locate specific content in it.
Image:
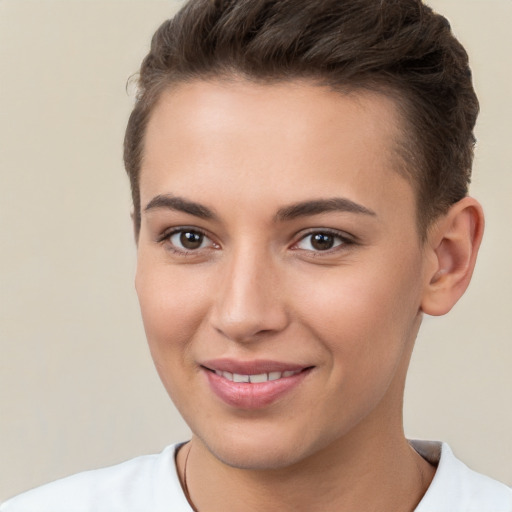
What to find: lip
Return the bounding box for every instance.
[201,358,313,409]
[202,358,307,375]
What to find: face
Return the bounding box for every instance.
[135,80,430,470]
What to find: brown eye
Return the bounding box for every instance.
[169,230,209,251]
[180,231,203,249]
[310,233,335,251]
[295,231,347,252]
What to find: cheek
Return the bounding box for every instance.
[292,255,423,366]
[135,257,210,362]
[135,261,213,411]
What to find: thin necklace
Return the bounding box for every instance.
[182,443,200,512]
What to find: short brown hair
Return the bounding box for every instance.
[124,0,479,237]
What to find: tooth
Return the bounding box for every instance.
[268,371,282,381]
[222,371,233,381]
[283,370,297,377]
[249,373,268,383]
[215,370,222,376]
[233,373,250,383]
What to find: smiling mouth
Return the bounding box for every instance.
[209,368,305,383]
[200,359,314,408]
[202,364,313,408]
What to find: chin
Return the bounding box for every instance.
[207,439,305,471]
[193,420,337,471]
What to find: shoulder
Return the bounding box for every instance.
[0,444,192,512]
[412,440,512,512]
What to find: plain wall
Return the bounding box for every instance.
[0,0,511,501]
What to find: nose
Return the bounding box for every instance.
[210,247,290,343]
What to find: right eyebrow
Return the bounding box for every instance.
[275,197,376,221]
[143,195,217,220]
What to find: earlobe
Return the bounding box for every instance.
[420,197,484,316]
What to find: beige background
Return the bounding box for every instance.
[0,0,511,501]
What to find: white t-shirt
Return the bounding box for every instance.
[1,441,511,512]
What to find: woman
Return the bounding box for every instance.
[2,0,511,510]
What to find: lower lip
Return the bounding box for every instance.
[204,369,311,409]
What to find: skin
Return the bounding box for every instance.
[135,79,483,512]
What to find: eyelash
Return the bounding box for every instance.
[158,227,217,255]
[157,227,355,255]
[291,229,355,254]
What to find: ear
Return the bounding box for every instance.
[421,197,484,316]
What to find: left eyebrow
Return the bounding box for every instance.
[275,198,377,221]
[144,194,217,220]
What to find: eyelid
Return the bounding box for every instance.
[158,226,219,253]
[291,228,356,252]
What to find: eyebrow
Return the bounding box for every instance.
[143,194,376,222]
[144,195,217,220]
[275,198,376,221]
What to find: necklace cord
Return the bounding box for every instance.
[182,442,200,512]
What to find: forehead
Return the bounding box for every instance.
[141,79,415,226]
[144,79,404,166]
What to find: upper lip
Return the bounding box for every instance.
[201,358,311,375]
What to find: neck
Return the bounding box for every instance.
[178,419,435,512]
